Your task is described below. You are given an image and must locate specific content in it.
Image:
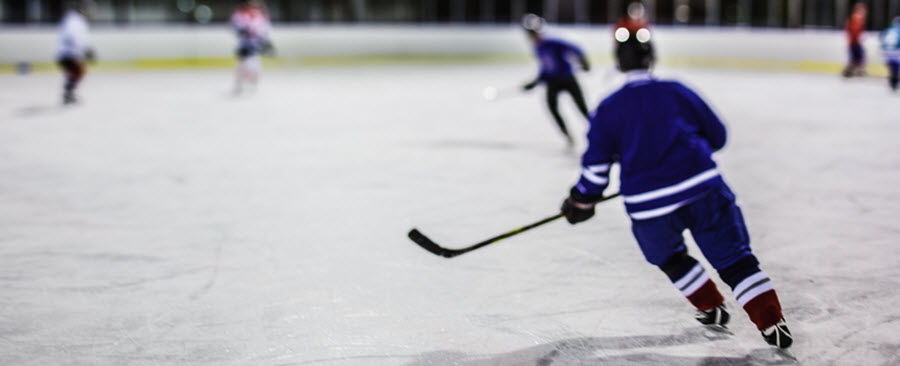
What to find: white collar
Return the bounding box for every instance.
[624,70,653,84]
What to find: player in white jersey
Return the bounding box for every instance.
[231,0,273,94]
[56,1,94,104]
[880,17,900,91]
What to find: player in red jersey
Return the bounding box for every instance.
[843,2,868,77]
[231,0,273,93]
[615,2,650,36]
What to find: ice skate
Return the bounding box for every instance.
[695,305,732,333]
[62,91,78,105]
[695,304,729,326]
[761,318,793,349]
[842,67,853,78]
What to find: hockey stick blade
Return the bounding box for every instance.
[407,214,563,258]
[408,228,458,258]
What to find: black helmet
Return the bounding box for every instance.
[614,27,655,71]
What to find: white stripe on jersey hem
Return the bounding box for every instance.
[586,163,611,173]
[682,271,711,297]
[624,168,720,204]
[582,170,609,185]
[628,200,688,220]
[733,272,769,297]
[737,281,774,307]
[673,264,704,289]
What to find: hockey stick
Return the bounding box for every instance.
[408,193,621,258]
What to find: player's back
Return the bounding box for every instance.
[57,10,89,59]
[535,38,581,78]
[591,75,725,195]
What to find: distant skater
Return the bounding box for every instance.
[560,28,794,350]
[843,2,868,78]
[231,0,273,94]
[880,17,900,91]
[56,1,94,105]
[521,14,591,147]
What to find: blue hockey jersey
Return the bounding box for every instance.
[573,71,727,220]
[533,38,585,81]
[881,22,900,61]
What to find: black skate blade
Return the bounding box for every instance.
[776,348,798,361]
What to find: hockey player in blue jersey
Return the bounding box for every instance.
[521,14,591,146]
[559,29,794,349]
[880,17,900,91]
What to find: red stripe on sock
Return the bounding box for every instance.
[742,290,783,330]
[686,280,724,311]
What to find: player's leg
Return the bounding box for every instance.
[685,185,792,348]
[852,43,866,76]
[888,59,899,91]
[235,48,249,92]
[631,214,728,325]
[58,57,85,104]
[235,45,261,92]
[563,76,591,120]
[844,43,862,77]
[243,54,261,85]
[545,81,573,144]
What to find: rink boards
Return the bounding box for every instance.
[0,25,890,76]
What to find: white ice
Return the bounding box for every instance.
[1,63,899,366]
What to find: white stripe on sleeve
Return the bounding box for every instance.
[581,170,609,185]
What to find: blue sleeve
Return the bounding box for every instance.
[566,41,586,60]
[676,84,727,151]
[572,105,615,202]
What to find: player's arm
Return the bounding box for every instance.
[572,138,614,203]
[562,111,615,224]
[523,70,544,91]
[677,85,727,151]
[565,41,590,72]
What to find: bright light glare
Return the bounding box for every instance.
[194,5,213,24]
[176,0,196,13]
[636,28,651,43]
[675,4,690,23]
[615,27,630,42]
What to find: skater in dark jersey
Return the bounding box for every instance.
[560,27,794,351]
[521,14,591,147]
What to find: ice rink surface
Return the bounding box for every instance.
[1,63,899,366]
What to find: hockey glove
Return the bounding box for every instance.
[561,197,595,224]
[84,48,97,63]
[261,39,276,56]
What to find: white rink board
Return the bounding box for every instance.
[0,63,899,366]
[0,25,879,65]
